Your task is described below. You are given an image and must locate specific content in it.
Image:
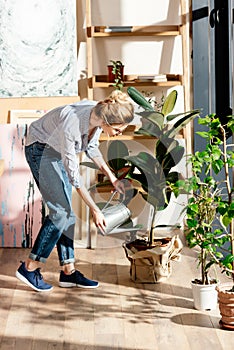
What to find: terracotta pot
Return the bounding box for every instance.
[216,282,234,330]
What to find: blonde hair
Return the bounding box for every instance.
[93,90,134,125]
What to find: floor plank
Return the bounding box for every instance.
[0,231,234,350]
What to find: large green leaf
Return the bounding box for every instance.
[107,140,130,171]
[162,146,184,175]
[166,110,199,122]
[155,137,176,164]
[136,118,162,138]
[166,110,200,138]
[166,171,180,184]
[127,86,154,111]
[127,152,157,175]
[138,110,164,130]
[126,172,148,190]
[107,140,129,159]
[161,90,177,116]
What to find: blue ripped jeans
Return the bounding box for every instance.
[25,142,76,266]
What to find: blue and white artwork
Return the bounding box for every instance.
[0,0,77,97]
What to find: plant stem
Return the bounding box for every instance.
[220,124,234,282]
[149,207,156,246]
[201,247,205,284]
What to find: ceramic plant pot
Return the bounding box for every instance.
[107,65,124,82]
[216,282,234,330]
[191,281,218,311]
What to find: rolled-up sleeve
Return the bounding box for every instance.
[59,110,83,188]
[59,107,105,188]
[85,127,104,160]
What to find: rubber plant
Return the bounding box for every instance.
[126,86,200,246]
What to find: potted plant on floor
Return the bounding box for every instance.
[174,114,234,320]
[121,87,200,283]
[108,60,124,90]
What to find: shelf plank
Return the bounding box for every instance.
[99,125,183,141]
[99,133,156,141]
[89,75,182,89]
[99,125,155,141]
[87,26,181,37]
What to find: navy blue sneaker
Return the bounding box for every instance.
[59,270,99,289]
[15,261,53,292]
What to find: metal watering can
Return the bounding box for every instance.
[98,191,131,235]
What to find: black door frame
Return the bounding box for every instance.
[192,0,233,149]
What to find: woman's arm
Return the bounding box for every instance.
[76,186,106,234]
[91,156,125,194]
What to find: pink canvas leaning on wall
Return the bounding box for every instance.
[0,124,43,247]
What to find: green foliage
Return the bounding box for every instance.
[161,90,177,116]
[127,86,154,111]
[81,140,137,203]
[126,87,200,245]
[82,87,200,246]
[174,114,234,284]
[109,60,124,90]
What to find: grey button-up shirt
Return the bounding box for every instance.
[26,100,104,188]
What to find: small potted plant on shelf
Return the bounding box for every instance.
[108,60,124,90]
[174,114,234,322]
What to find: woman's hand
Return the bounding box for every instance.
[91,208,107,235]
[76,186,107,234]
[91,157,126,195]
[112,178,125,194]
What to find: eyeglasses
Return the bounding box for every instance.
[102,116,127,135]
[108,124,127,135]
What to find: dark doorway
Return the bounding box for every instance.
[192,0,233,149]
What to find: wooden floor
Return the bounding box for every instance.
[0,231,234,350]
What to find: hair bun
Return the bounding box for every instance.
[94,90,134,125]
[108,90,129,104]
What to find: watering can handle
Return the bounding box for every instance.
[101,190,125,211]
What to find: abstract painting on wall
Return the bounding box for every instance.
[0,125,43,247]
[0,0,77,98]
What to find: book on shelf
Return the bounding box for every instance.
[136,74,167,82]
[104,26,132,33]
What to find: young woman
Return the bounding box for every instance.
[16,90,134,292]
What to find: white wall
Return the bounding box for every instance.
[92,37,183,76]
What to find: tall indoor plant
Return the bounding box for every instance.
[175,114,234,317]
[126,87,200,246]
